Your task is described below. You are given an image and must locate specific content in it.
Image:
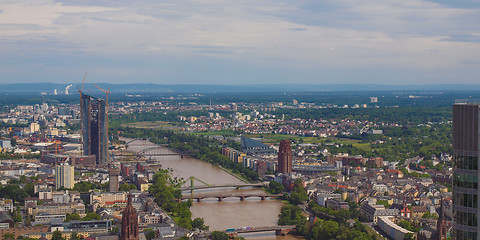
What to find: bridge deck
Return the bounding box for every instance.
[180,183,265,191]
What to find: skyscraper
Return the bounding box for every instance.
[55,163,74,189]
[452,101,480,240]
[121,193,139,240]
[81,93,108,165]
[278,140,292,173]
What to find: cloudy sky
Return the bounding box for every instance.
[1,0,480,85]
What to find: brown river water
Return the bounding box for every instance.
[125,139,303,239]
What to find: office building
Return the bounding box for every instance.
[80,93,108,165]
[452,100,480,240]
[55,163,74,189]
[278,140,292,173]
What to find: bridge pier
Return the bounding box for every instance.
[227,233,238,238]
[275,229,293,236]
[261,196,266,200]
[196,198,201,202]
[239,196,245,201]
[218,197,223,201]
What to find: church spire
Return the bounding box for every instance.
[121,192,139,240]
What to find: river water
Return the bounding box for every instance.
[125,139,303,240]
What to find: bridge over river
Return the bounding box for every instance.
[179,182,266,191]
[191,225,296,239]
[182,192,283,202]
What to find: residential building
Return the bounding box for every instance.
[55,163,74,189]
[0,199,13,212]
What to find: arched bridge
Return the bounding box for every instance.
[231,225,296,235]
[138,147,178,156]
[181,192,283,202]
[179,183,266,191]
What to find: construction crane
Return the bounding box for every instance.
[93,84,111,147]
[77,72,87,95]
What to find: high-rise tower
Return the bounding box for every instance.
[452,100,480,240]
[121,193,138,240]
[278,140,292,173]
[81,93,108,165]
[55,163,74,190]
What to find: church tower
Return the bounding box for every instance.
[121,193,139,240]
[437,197,447,240]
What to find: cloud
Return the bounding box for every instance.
[0,0,479,84]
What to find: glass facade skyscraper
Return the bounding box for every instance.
[81,93,108,165]
[453,101,480,240]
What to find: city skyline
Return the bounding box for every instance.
[1,0,480,85]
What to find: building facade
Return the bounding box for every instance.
[81,93,108,165]
[55,163,74,189]
[278,140,292,173]
[109,167,120,192]
[121,193,139,240]
[452,101,480,240]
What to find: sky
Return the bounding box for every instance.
[1,0,480,85]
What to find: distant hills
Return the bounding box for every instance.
[1,83,480,93]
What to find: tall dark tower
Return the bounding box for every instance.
[278,140,292,173]
[81,93,108,165]
[452,101,479,240]
[121,193,138,240]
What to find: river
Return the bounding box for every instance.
[125,139,303,239]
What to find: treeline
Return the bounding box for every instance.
[149,170,193,229]
[0,175,36,203]
[280,201,374,240]
[113,126,259,182]
[270,107,451,125]
[332,124,451,163]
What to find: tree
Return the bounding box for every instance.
[3,233,15,240]
[65,213,81,222]
[192,217,209,231]
[69,232,82,240]
[52,230,65,240]
[119,183,137,191]
[288,179,308,205]
[10,138,17,147]
[211,231,229,240]
[268,180,285,194]
[83,212,101,221]
[404,233,415,240]
[145,230,156,240]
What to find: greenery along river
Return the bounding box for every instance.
[126,139,299,239]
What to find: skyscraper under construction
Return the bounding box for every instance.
[81,93,108,165]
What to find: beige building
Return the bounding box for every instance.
[91,192,127,208]
[55,163,74,189]
[27,203,85,217]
